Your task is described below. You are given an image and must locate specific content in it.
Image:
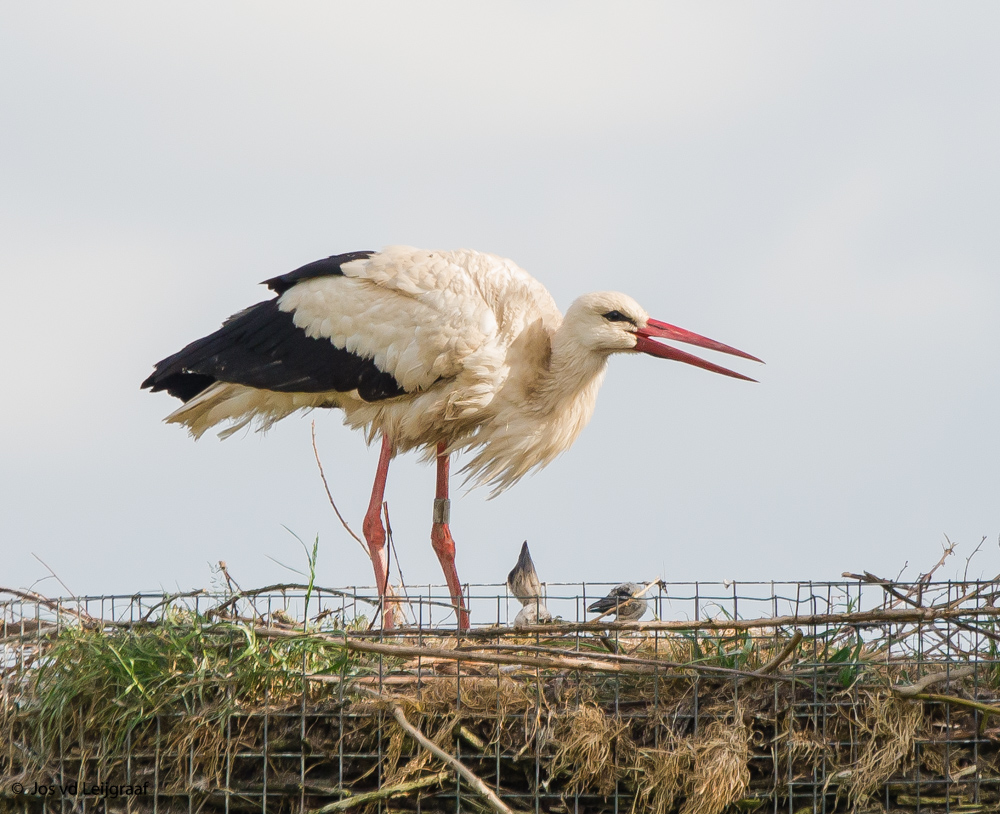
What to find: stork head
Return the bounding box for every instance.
[565,291,763,381]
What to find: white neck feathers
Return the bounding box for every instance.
[460,322,610,495]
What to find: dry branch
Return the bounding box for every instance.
[352,685,517,814]
[756,629,803,675]
[421,603,1000,637]
[0,587,94,624]
[308,770,450,812]
[892,665,977,698]
[846,571,1000,643]
[311,421,368,553]
[282,629,789,680]
[904,692,1000,719]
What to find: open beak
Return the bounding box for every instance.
[635,318,763,382]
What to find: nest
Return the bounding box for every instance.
[4,577,1000,813]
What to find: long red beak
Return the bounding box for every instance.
[635,318,763,382]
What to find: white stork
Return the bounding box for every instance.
[142,246,761,629]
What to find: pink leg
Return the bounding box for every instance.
[431,442,470,629]
[363,436,394,628]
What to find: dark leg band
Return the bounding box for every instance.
[433,497,451,524]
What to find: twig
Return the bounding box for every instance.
[458,725,486,751]
[225,599,1000,638]
[308,770,450,813]
[597,635,619,654]
[846,571,1000,643]
[459,641,710,672]
[903,692,1000,720]
[892,665,977,698]
[848,542,956,610]
[756,629,803,675]
[311,421,368,553]
[0,587,94,625]
[294,632,792,680]
[924,536,958,581]
[963,536,989,583]
[217,561,243,597]
[451,604,1000,636]
[352,685,516,814]
[208,583,380,618]
[945,574,1000,610]
[296,633,652,674]
[31,554,79,605]
[381,500,392,602]
[384,501,411,614]
[0,621,61,645]
[140,590,207,622]
[843,572,913,608]
[915,537,957,593]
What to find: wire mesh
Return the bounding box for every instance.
[3,578,1000,813]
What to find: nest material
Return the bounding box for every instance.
[550,703,634,797]
[5,583,1000,813]
[631,713,751,814]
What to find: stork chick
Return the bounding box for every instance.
[506,541,553,627]
[588,583,649,622]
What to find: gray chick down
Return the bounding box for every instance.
[587,582,648,621]
[507,541,553,627]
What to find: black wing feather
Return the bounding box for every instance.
[261,251,375,294]
[586,585,636,614]
[141,297,406,404]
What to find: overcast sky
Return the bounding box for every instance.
[2,4,998,607]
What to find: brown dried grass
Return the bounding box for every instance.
[631,710,751,814]
[548,703,635,797]
[843,690,923,807]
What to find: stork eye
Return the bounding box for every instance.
[602,310,633,323]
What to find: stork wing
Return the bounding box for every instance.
[141,297,408,403]
[277,247,560,400]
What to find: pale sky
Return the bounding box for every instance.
[2,3,998,603]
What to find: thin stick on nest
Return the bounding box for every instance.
[296,633,791,681]
[891,665,978,698]
[309,770,450,812]
[902,692,1000,719]
[208,583,380,619]
[352,685,516,814]
[31,554,83,609]
[311,421,368,554]
[846,571,1000,644]
[0,587,95,624]
[889,665,1000,733]
[140,590,208,622]
[458,642,782,679]
[293,633,647,674]
[756,629,803,675]
[452,603,1000,636]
